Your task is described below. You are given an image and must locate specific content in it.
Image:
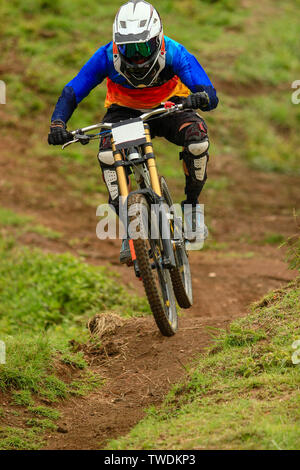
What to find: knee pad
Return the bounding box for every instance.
[184,121,209,156]
[98,149,114,166]
[181,150,208,183]
[180,121,209,182]
[188,141,209,156]
[98,134,114,166]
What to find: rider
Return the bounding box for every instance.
[48,0,219,263]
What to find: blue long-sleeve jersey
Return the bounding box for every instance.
[52,36,218,123]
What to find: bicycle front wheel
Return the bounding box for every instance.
[128,192,178,336]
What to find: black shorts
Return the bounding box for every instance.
[102,96,205,147]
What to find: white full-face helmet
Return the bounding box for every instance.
[113,1,166,88]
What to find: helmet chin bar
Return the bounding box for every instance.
[115,40,166,88]
[121,52,165,87]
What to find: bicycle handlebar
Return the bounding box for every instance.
[62,102,185,149]
[74,103,184,134]
[62,89,209,149]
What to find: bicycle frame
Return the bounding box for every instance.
[62,103,185,268]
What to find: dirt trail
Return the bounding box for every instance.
[0,131,299,449]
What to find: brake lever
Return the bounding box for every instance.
[62,139,80,150]
[62,133,91,150]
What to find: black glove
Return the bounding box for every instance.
[48,120,74,145]
[183,92,210,110]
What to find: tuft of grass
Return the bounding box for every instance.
[261,233,285,246]
[285,233,300,272]
[69,371,103,397]
[107,277,300,450]
[27,406,60,420]
[26,418,57,430]
[0,426,43,451]
[213,325,266,348]
[11,390,34,407]
[27,225,62,240]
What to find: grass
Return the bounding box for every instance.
[107,234,300,450]
[261,233,286,246]
[26,418,57,430]
[11,390,34,406]
[0,207,62,240]
[107,276,300,450]
[0,234,148,335]
[27,406,60,420]
[0,233,148,397]
[0,427,43,451]
[0,229,148,449]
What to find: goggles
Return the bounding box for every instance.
[118,37,158,59]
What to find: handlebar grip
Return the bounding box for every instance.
[182,92,210,110]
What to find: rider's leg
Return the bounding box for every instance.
[179,119,209,206]
[98,135,131,264]
[150,105,210,241]
[179,120,209,241]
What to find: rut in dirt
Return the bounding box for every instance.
[44,314,232,450]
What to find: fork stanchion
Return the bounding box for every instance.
[111,139,129,198]
[143,125,162,197]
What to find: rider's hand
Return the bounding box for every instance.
[48,120,74,145]
[183,92,210,111]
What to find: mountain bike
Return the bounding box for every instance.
[62,97,202,336]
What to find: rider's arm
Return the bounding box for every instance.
[51,42,112,124]
[167,38,219,111]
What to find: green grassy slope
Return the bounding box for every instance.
[108,237,300,450]
[0,218,148,449]
[0,229,148,395]
[1,0,300,188]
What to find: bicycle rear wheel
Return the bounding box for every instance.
[160,176,193,309]
[128,192,178,336]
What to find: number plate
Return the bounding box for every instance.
[112,118,147,150]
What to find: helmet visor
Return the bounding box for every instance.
[118,37,159,59]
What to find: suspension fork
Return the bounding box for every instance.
[111,138,135,260]
[143,125,176,269]
[143,124,162,197]
[112,139,129,198]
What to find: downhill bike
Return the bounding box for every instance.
[62,96,203,336]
